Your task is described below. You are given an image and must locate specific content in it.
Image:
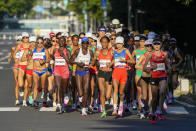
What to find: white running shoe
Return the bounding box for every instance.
[140,112,145,119]
[163,101,168,110]
[82,108,88,116]
[22,100,27,107]
[117,106,123,117]
[15,100,20,106]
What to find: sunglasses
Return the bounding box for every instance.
[153,43,161,45]
[110,38,116,40]
[52,40,57,42]
[93,40,97,42]
[37,42,43,44]
[145,45,152,47]
[23,37,29,39]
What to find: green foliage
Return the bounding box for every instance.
[0,0,36,17]
[176,0,193,5]
[68,0,111,22]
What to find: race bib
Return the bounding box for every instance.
[15,52,21,59]
[99,59,111,68]
[146,61,151,68]
[115,58,126,67]
[55,58,66,66]
[33,52,45,60]
[154,63,165,71]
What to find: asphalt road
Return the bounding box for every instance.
[0,40,196,131]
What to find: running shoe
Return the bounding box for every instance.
[72,103,76,110]
[56,104,62,114]
[41,91,44,99]
[139,112,145,119]
[93,104,99,112]
[64,96,69,105]
[15,100,20,106]
[132,100,137,110]
[101,111,107,118]
[156,113,165,120]
[149,114,156,124]
[163,101,168,110]
[82,108,88,116]
[167,98,172,105]
[22,100,27,107]
[79,97,83,103]
[117,106,123,117]
[19,88,24,97]
[43,101,48,107]
[32,101,38,107]
[28,96,34,105]
[53,102,57,107]
[112,108,118,116]
[140,99,145,108]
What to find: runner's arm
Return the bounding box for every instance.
[126,49,135,64]
[174,50,183,67]
[135,54,144,70]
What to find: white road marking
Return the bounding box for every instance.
[167,106,189,114]
[0,53,11,62]
[2,49,8,52]
[175,99,196,108]
[0,66,3,70]
[0,107,20,111]
[39,107,56,111]
[0,62,9,64]
[0,52,4,55]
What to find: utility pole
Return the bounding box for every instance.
[102,0,107,26]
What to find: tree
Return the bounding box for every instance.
[68,0,111,25]
[0,0,36,18]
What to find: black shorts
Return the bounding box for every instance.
[150,77,167,86]
[141,77,151,84]
[98,70,112,83]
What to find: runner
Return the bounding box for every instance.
[112,36,135,117]
[97,27,106,50]
[145,39,171,124]
[21,36,36,105]
[135,39,153,119]
[109,34,116,51]
[70,37,94,116]
[8,36,22,105]
[124,35,136,112]
[52,37,71,114]
[91,36,113,117]
[32,37,49,107]
[167,38,183,104]
[13,32,30,106]
[132,36,147,116]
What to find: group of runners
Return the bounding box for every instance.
[8,27,183,124]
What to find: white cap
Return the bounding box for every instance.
[106,32,111,36]
[29,36,37,42]
[17,36,22,41]
[112,19,120,25]
[115,36,124,44]
[92,36,97,41]
[22,32,29,38]
[62,32,69,37]
[43,35,50,39]
[85,32,93,38]
[134,36,140,41]
[145,39,153,45]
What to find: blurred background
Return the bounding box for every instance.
[0,0,195,55]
